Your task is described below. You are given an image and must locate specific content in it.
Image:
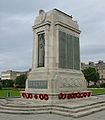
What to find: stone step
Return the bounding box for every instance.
[0,103,51,108]
[0,109,50,115]
[0,97,105,117]
[0,105,51,111]
[54,102,105,113]
[1,101,105,112]
[75,106,105,118]
[0,101,105,117]
[51,105,105,118]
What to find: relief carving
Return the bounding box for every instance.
[59,77,85,88]
[39,9,46,23]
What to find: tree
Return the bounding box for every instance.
[0,82,2,90]
[100,83,105,88]
[82,67,99,87]
[14,74,27,88]
[1,79,14,87]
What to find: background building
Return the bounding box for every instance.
[81,60,105,83]
[1,70,30,80]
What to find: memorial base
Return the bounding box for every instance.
[23,68,88,103]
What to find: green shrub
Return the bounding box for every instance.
[100,83,105,88]
[0,83,2,90]
[1,80,14,87]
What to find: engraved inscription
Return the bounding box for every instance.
[59,31,80,70]
[28,80,48,89]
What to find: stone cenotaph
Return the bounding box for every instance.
[21,9,90,103]
[0,9,105,118]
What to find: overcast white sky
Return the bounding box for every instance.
[0,0,105,73]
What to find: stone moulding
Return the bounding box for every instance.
[55,21,81,34]
[32,21,51,30]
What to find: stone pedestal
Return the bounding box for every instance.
[22,9,88,103]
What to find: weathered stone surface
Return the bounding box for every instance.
[24,9,87,103]
[0,95,105,118]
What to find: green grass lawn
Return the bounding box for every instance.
[0,88,20,98]
[88,88,105,96]
[0,87,105,98]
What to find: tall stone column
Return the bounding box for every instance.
[45,24,50,68]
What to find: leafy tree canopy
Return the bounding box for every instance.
[1,79,14,87]
[82,67,99,86]
[14,74,27,88]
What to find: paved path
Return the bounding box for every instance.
[0,110,105,120]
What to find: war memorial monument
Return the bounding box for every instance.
[24,8,89,102]
[0,9,105,118]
